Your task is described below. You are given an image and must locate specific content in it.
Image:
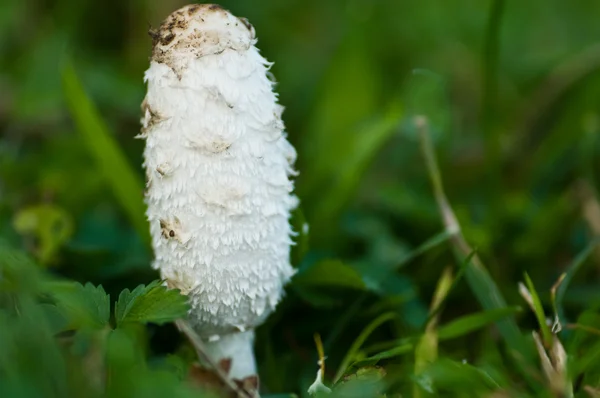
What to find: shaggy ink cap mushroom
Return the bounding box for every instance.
[142,4,298,379]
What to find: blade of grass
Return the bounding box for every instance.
[575,180,600,269]
[555,237,600,325]
[362,336,418,357]
[523,273,553,346]
[437,306,522,340]
[415,116,529,357]
[324,294,367,352]
[482,0,505,191]
[425,249,476,325]
[579,116,598,184]
[566,323,600,337]
[61,59,149,247]
[356,339,415,364]
[574,338,600,379]
[550,273,566,334]
[514,44,600,164]
[414,267,453,398]
[396,229,454,270]
[310,102,403,239]
[333,312,396,383]
[359,306,521,365]
[301,34,380,196]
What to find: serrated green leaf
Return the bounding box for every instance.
[38,303,68,334]
[115,280,189,326]
[50,282,110,329]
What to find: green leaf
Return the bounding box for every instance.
[50,282,110,329]
[355,307,521,370]
[292,285,347,308]
[309,104,403,238]
[571,312,600,380]
[333,366,387,397]
[61,59,150,247]
[462,257,530,356]
[334,312,396,382]
[396,229,453,269]
[357,338,416,363]
[425,249,476,324]
[105,327,141,395]
[115,280,190,326]
[414,267,454,398]
[0,245,47,293]
[523,273,553,345]
[555,238,600,325]
[417,114,530,359]
[418,358,502,394]
[293,259,365,290]
[437,306,522,340]
[574,338,600,379]
[302,34,381,190]
[324,295,368,350]
[38,303,69,334]
[357,307,521,369]
[12,204,73,266]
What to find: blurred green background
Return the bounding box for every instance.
[2,0,600,396]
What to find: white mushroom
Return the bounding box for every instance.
[141,3,297,379]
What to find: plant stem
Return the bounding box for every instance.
[415,115,531,363]
[175,319,253,398]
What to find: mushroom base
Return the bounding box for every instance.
[204,330,257,379]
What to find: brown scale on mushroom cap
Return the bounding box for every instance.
[149,4,256,78]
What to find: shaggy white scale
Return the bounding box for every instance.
[141,4,297,378]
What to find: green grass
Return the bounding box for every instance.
[2,0,600,397]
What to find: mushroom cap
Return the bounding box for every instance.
[151,4,256,77]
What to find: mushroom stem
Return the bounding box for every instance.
[205,331,257,379]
